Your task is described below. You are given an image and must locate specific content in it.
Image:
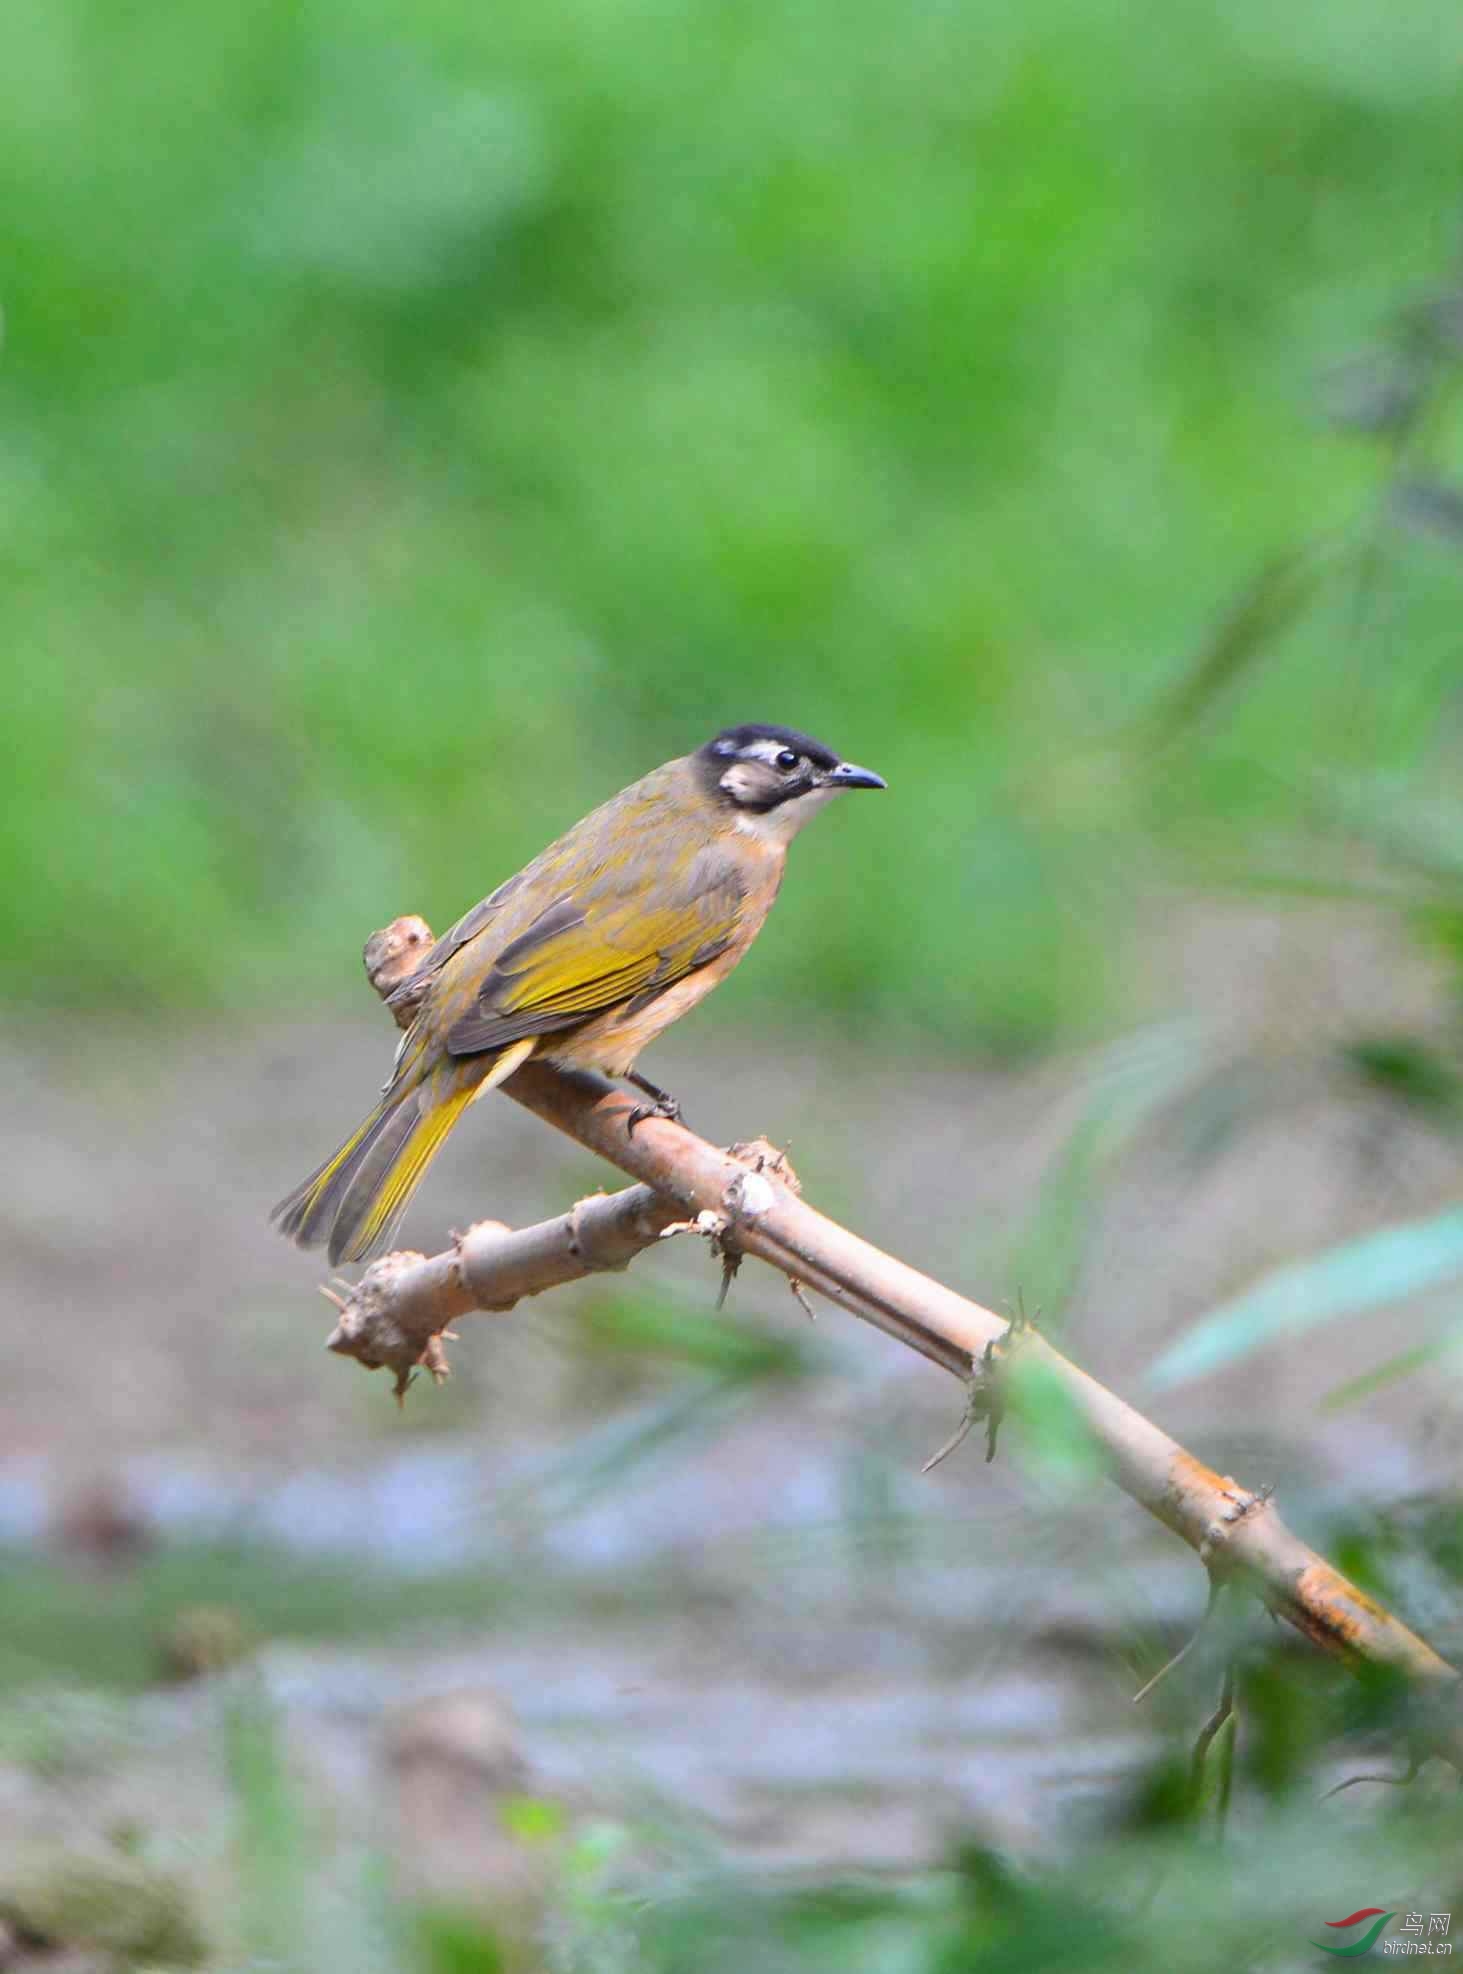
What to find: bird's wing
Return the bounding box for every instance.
[441,851,746,1058]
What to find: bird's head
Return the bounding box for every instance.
[694,724,886,842]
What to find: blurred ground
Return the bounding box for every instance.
[2,898,1458,1931]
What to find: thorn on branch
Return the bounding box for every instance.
[921,1358,982,1474]
[658,1204,743,1309]
[691,1142,802,1313]
[923,1339,996,1473]
[715,1246,742,1311]
[922,1306,1035,1475]
[787,1277,817,1322]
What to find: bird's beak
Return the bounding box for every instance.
[828,760,887,791]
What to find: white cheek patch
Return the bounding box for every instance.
[720,762,768,804]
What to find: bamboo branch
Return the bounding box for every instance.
[320,916,1463,1762]
[323,1181,686,1383]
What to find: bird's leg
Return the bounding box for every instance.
[625,1070,686,1134]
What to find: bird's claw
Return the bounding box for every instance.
[624,1071,685,1134]
[626,1095,683,1136]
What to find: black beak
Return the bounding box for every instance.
[828,760,887,791]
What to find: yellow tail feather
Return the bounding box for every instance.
[272,1038,536,1264]
[270,1100,392,1250]
[348,1083,478,1259]
[348,1038,535,1258]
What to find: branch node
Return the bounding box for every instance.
[457,1219,519,1311]
[1197,1481,1276,1571]
[566,1197,587,1261]
[723,1167,777,1222]
[365,915,435,1028]
[713,1142,802,1307]
[322,1248,452,1399]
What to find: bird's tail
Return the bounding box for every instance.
[271,1041,533,1265]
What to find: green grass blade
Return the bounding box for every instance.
[1146,1209,1463,1389]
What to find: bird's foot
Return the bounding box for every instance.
[624,1073,685,1135]
[626,1097,682,1135]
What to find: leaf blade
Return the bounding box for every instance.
[1146,1209,1463,1389]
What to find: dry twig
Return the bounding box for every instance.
[315,916,1463,1764]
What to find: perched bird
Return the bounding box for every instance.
[272,723,885,1264]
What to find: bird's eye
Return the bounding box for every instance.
[774,748,799,773]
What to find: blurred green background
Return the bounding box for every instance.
[9,0,1462,1044]
[5,0,1463,1968]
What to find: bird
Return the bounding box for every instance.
[272,723,886,1265]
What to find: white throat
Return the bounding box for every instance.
[730,784,839,845]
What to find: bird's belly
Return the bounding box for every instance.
[540,964,733,1078]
